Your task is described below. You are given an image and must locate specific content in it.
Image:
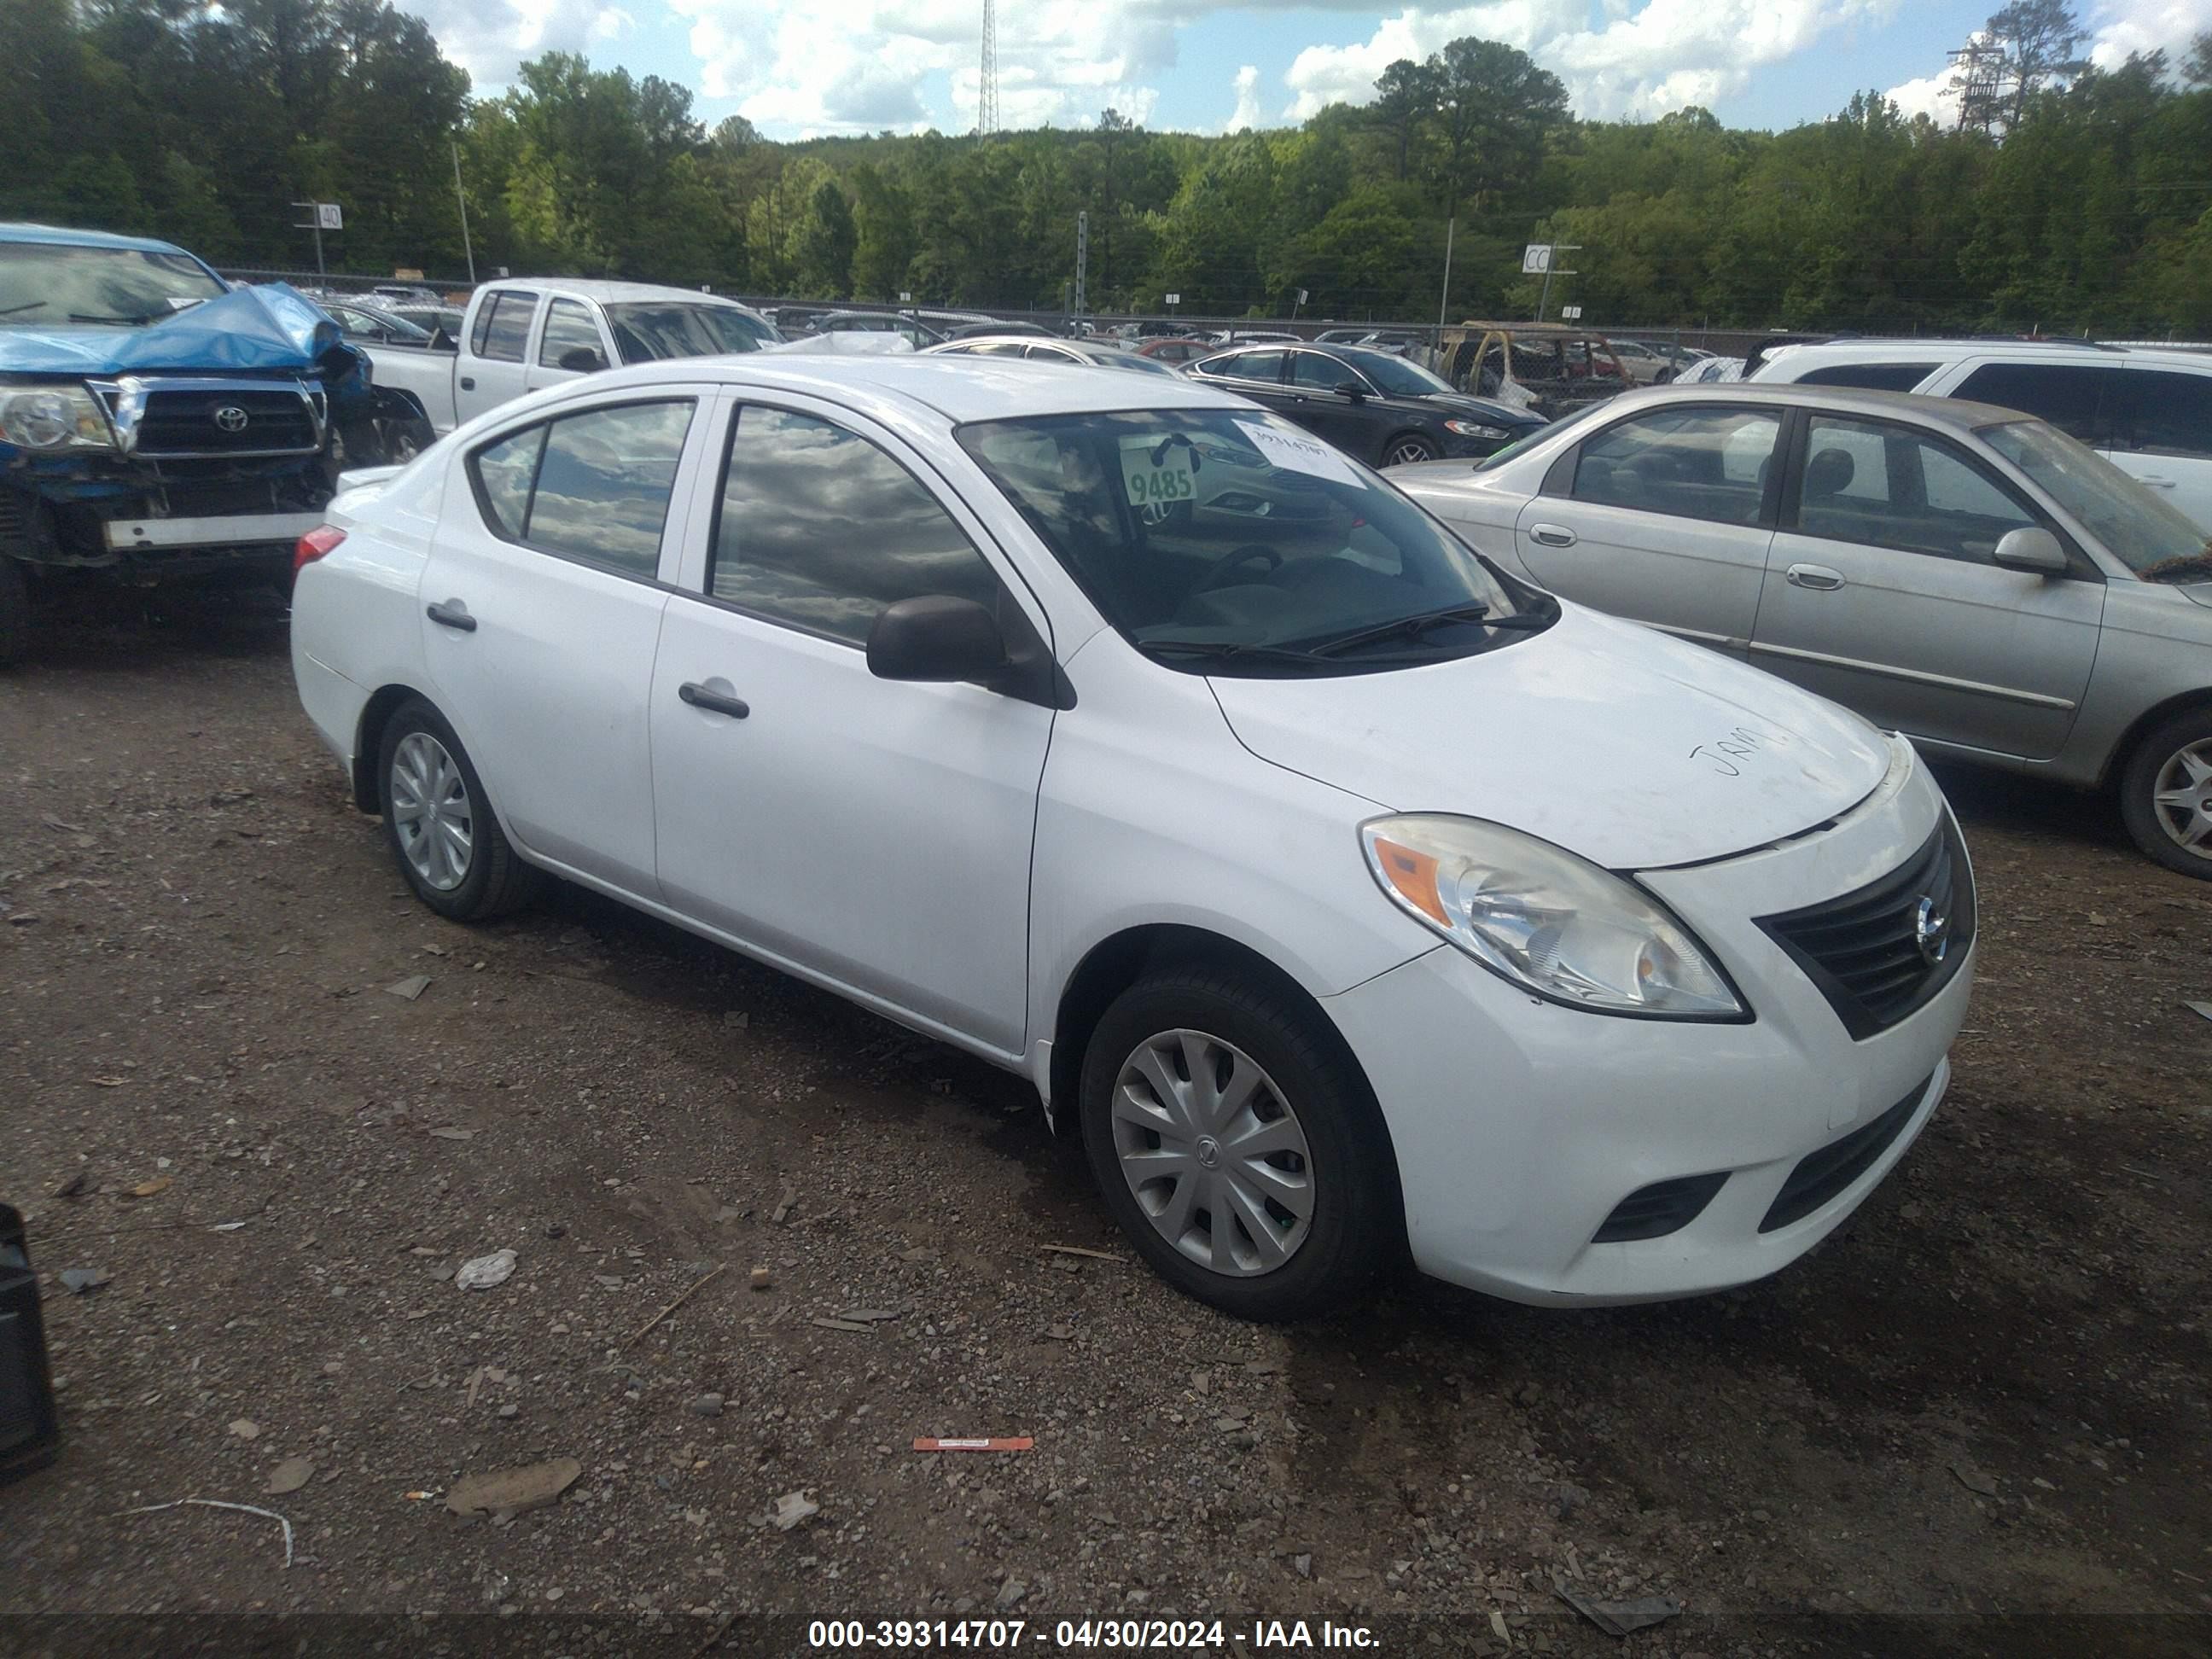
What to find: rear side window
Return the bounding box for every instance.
[1796,363,1937,393]
[709,405,999,644]
[1953,363,2114,444]
[1209,351,1286,383]
[475,290,538,363]
[1572,407,1781,525]
[2108,368,2212,460]
[467,399,695,578]
[1291,352,1350,390]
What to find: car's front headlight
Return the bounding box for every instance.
[0,385,115,451]
[1360,814,1745,1020]
[1442,419,1512,441]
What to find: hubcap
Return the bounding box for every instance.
[1110,1029,1314,1278]
[389,731,474,891]
[2150,737,2212,860]
[1388,441,1430,466]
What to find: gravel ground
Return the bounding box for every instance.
[2,606,2209,1656]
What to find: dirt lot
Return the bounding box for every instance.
[3,607,2209,1656]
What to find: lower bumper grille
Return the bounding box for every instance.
[1592,1172,1728,1243]
[1759,1073,1932,1233]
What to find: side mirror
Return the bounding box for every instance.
[1992,527,2069,576]
[1334,380,1368,401]
[867,596,1009,684]
[558,346,608,374]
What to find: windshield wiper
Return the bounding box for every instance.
[67,311,165,326]
[1304,603,1550,658]
[1136,639,1334,668]
[0,301,45,317]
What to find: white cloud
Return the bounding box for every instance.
[1227,64,1263,130]
[401,0,639,90]
[1283,1,1902,123]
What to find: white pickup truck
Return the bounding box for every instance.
[362,278,777,453]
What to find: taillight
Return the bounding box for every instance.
[294,524,346,574]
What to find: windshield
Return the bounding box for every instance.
[1980,418,2206,574]
[1336,346,1455,398]
[957,408,1550,672]
[1472,399,1596,472]
[606,302,767,364]
[0,241,226,325]
[1093,350,1181,376]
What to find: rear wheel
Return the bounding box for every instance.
[2120,707,2212,878]
[1383,434,1437,467]
[380,416,436,464]
[1078,966,1396,1320]
[376,697,543,920]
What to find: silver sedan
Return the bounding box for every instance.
[1393,383,2212,877]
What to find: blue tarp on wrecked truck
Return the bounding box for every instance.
[0,282,349,377]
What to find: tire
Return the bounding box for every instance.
[375,696,544,920]
[1382,434,1438,468]
[0,558,27,669]
[2118,706,2212,879]
[1077,966,1397,1321]
[380,416,436,465]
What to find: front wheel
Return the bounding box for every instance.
[1078,966,1397,1320]
[2120,707,2212,878]
[379,416,436,465]
[1382,434,1438,467]
[376,697,544,920]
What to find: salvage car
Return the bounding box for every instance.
[362,279,780,452]
[1189,341,1545,465]
[1394,382,2212,876]
[292,357,1973,1318]
[0,222,395,666]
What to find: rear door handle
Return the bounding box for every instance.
[459,375,475,391]
[678,682,749,719]
[2138,475,2177,489]
[1528,523,1577,548]
[425,599,476,632]
[1786,563,1845,591]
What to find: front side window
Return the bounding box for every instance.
[711,405,1001,644]
[1571,407,1780,525]
[477,291,538,363]
[1341,346,1456,398]
[1796,416,2034,564]
[1953,363,2114,443]
[538,299,605,370]
[957,408,1550,672]
[467,399,694,577]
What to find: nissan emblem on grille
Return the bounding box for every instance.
[1914,895,1951,967]
[212,405,249,433]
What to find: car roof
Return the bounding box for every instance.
[1759,337,2212,373]
[0,220,197,256]
[575,353,1251,425]
[1584,381,2028,432]
[483,276,765,314]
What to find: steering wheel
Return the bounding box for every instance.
[1189,544,1284,595]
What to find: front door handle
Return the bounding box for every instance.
[425,599,477,632]
[678,682,749,719]
[1786,562,1845,591]
[2138,475,2178,489]
[459,375,475,391]
[1529,522,1578,548]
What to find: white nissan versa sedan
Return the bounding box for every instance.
[289,356,1975,1321]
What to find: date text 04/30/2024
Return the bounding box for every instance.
[806,1619,1382,1650]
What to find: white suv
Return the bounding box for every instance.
[1749,341,2212,532]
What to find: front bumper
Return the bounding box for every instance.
[1324,747,1972,1305]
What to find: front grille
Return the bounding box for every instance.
[1755,816,1974,1039]
[1760,1074,1932,1232]
[1592,1172,1728,1243]
[132,388,320,458]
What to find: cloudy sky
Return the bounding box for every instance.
[399,1,2212,139]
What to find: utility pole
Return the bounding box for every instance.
[291,200,329,282]
[1436,212,1456,329]
[1291,287,1307,322]
[451,141,476,286]
[1074,211,1088,319]
[1534,242,1581,323]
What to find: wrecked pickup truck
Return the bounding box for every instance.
[0,223,408,666]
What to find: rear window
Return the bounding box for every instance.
[1797,363,1938,393]
[474,291,538,363]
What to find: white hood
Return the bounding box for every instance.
[1207,606,1892,870]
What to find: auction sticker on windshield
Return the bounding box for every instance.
[1236,420,1367,488]
[1117,436,1196,510]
